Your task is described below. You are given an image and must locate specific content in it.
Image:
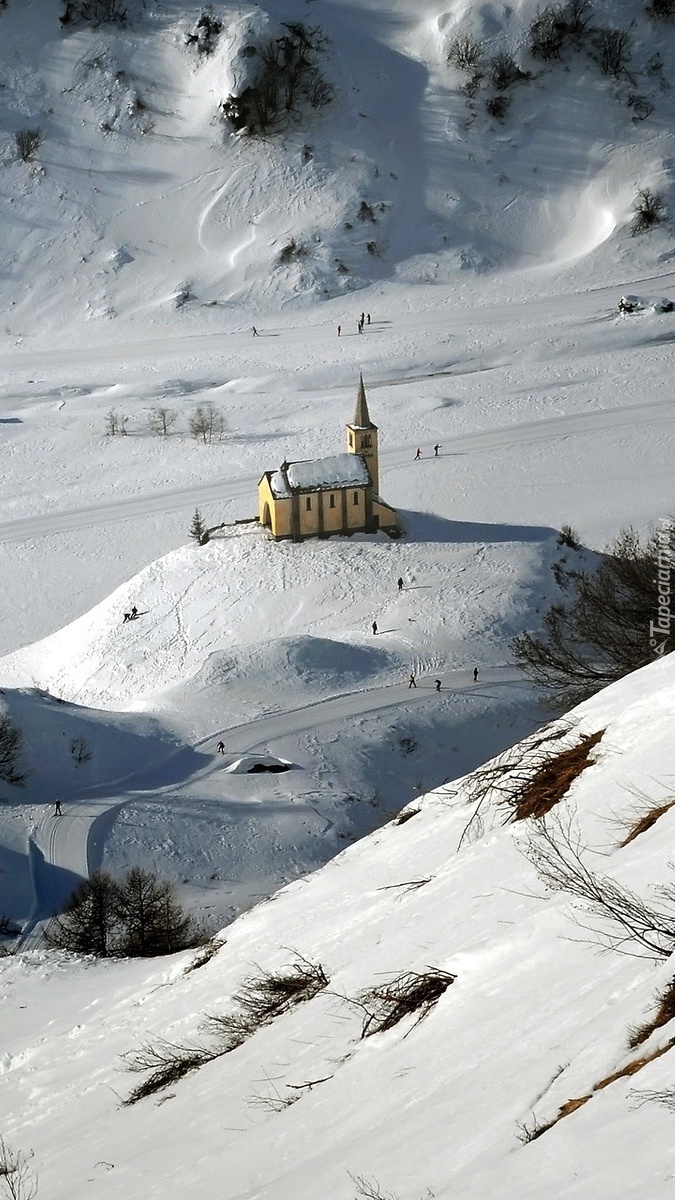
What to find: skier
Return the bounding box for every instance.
[366,313,371,325]
[130,605,138,619]
[337,325,341,337]
[473,666,479,683]
[54,799,63,817]
[435,679,442,692]
[434,443,440,457]
[397,576,404,592]
[252,326,259,337]
[217,741,225,755]
[372,620,378,635]
[408,673,417,688]
[414,448,421,460]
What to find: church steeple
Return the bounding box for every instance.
[353,373,374,430]
[347,374,379,492]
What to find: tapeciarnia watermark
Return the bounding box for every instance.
[650,517,673,657]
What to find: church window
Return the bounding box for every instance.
[329,494,335,509]
[306,497,312,512]
[362,433,372,447]
[353,492,359,505]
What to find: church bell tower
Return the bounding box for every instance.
[346,374,379,492]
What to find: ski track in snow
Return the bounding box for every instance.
[20,665,517,944]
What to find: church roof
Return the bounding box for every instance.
[269,452,370,498]
[351,373,375,430]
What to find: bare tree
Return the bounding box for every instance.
[632,188,666,235]
[189,403,225,444]
[47,871,119,956]
[105,409,128,436]
[0,1136,38,1200]
[14,129,41,163]
[595,27,631,76]
[147,406,177,436]
[525,814,675,958]
[447,34,484,69]
[0,715,26,787]
[512,524,675,709]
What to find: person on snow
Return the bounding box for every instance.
[434,444,440,456]
[473,666,479,683]
[54,799,63,817]
[397,576,404,592]
[130,605,138,618]
[435,679,442,692]
[372,620,378,635]
[217,741,225,755]
[414,448,421,460]
[408,673,417,688]
[252,326,259,337]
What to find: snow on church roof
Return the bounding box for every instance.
[270,453,370,498]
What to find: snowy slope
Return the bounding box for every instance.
[3,656,675,1200]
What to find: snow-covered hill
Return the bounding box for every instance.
[3,656,675,1200]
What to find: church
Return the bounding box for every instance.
[258,376,400,542]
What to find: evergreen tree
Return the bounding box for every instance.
[189,508,209,545]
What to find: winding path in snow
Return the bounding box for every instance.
[21,665,520,945]
[1,394,673,546]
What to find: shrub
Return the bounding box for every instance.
[632,187,666,235]
[486,94,511,119]
[61,0,127,26]
[627,93,654,121]
[629,976,675,1046]
[0,1135,37,1200]
[205,957,329,1046]
[14,129,41,163]
[529,5,569,59]
[0,715,26,787]
[277,238,308,264]
[557,523,580,549]
[221,22,333,135]
[512,524,675,709]
[447,34,483,69]
[594,27,631,76]
[510,730,603,820]
[564,0,593,35]
[70,736,92,765]
[489,51,529,90]
[185,7,222,55]
[123,1039,213,1105]
[356,968,455,1037]
[647,0,675,19]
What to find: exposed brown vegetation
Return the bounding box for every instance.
[629,978,675,1048]
[621,800,675,847]
[357,968,456,1038]
[521,1038,675,1140]
[392,807,420,826]
[512,730,604,820]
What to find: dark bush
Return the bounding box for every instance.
[221,22,333,135]
[632,187,666,234]
[185,8,222,55]
[0,714,26,787]
[486,94,511,119]
[530,5,569,59]
[447,34,483,69]
[14,129,41,163]
[489,51,530,89]
[357,968,456,1037]
[61,0,127,26]
[47,867,202,957]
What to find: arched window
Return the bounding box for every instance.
[329,494,335,509]
[306,496,312,511]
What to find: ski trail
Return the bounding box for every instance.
[17,666,523,943]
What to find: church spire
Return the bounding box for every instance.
[353,373,374,429]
